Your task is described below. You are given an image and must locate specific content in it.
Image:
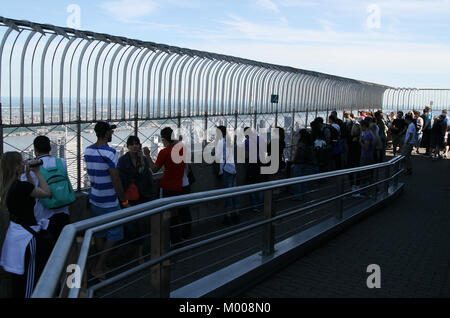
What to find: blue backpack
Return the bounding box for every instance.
[39,158,76,209]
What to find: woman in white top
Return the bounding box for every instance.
[0,152,51,298]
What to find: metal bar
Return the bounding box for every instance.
[86,165,406,297]
[262,189,274,256]
[0,15,392,90]
[33,156,404,297]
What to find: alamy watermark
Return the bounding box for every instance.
[67,4,81,29]
[366,4,381,29]
[66,264,81,289]
[366,264,381,289]
[165,127,281,175]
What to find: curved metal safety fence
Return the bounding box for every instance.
[32,156,405,298]
[0,16,389,190]
[383,88,450,113]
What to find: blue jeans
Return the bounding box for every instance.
[91,204,124,242]
[291,164,319,201]
[222,171,240,212]
[416,133,423,148]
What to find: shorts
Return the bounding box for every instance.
[91,204,124,242]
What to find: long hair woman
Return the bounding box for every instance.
[118,136,153,264]
[0,152,51,298]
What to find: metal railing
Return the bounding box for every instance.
[0,16,389,189]
[33,155,405,298]
[383,88,450,112]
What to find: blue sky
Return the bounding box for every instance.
[2,0,450,88]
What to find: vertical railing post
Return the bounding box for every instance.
[77,103,81,191]
[0,103,3,155]
[372,167,379,201]
[204,111,208,146]
[262,189,275,256]
[384,164,390,197]
[394,161,400,189]
[151,210,171,298]
[305,108,309,129]
[234,110,238,130]
[289,110,295,161]
[275,108,278,127]
[337,175,344,219]
[134,102,139,137]
[253,110,257,130]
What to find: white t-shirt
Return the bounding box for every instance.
[416,117,424,131]
[20,155,70,221]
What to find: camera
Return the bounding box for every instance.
[28,159,43,168]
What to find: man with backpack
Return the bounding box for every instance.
[20,136,74,243]
[311,118,331,172]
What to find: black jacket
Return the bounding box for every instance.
[118,152,153,201]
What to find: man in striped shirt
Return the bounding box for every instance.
[84,121,130,280]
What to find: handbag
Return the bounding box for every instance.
[125,182,140,201]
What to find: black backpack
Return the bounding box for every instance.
[323,124,340,145]
[433,118,447,134]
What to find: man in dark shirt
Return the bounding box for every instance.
[391,111,407,156]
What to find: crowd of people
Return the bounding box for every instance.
[1,105,448,297]
[291,107,449,197]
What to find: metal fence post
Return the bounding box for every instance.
[151,211,171,298]
[262,189,275,256]
[0,102,3,155]
[77,109,81,191]
[305,108,309,129]
[204,111,208,145]
[372,167,379,201]
[337,175,344,219]
[384,164,390,197]
[289,110,295,160]
[394,162,400,189]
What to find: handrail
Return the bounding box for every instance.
[86,166,405,296]
[33,155,404,298]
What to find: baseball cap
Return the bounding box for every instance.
[94,121,117,136]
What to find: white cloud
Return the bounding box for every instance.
[191,40,450,88]
[99,0,158,22]
[219,15,404,44]
[255,0,280,12]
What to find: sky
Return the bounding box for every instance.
[1,0,450,89]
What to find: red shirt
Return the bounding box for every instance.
[155,144,185,191]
